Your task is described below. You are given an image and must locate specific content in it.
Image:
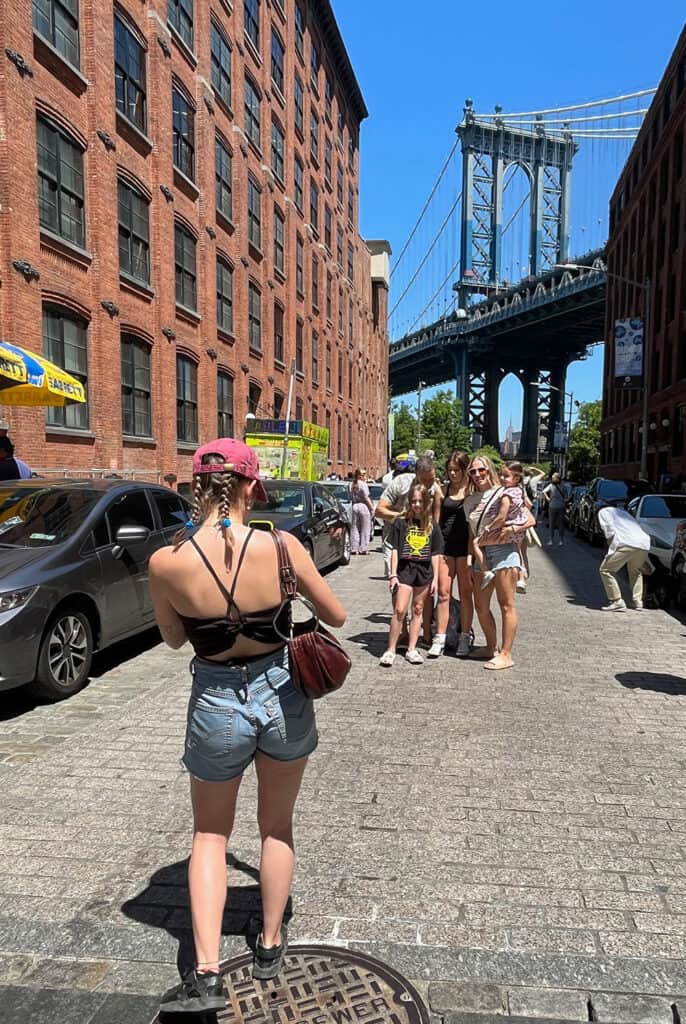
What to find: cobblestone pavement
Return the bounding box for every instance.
[1,532,686,1022]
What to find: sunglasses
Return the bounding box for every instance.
[468,467,488,476]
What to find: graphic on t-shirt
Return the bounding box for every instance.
[404,525,431,559]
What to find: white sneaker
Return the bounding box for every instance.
[601,599,627,612]
[516,579,527,593]
[405,648,424,665]
[634,603,644,611]
[379,650,396,667]
[456,633,471,657]
[546,540,553,547]
[480,570,495,590]
[428,635,445,658]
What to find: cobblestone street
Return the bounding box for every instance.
[1,534,686,1022]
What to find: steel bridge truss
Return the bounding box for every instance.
[458,101,577,285]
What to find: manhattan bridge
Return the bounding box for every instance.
[388,90,656,459]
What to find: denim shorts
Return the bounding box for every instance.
[183,647,318,782]
[480,542,521,573]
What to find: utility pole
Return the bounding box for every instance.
[416,379,425,453]
[639,277,652,481]
[279,359,297,480]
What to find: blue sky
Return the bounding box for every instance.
[333,2,685,440]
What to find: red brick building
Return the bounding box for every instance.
[0,0,389,486]
[601,25,686,485]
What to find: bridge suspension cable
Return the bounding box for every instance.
[390,138,459,280]
[475,88,656,119]
[388,192,462,318]
[404,258,461,337]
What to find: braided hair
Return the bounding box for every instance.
[174,466,243,549]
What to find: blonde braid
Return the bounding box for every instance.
[219,470,235,547]
[186,476,203,528]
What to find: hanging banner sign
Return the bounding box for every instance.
[614,317,644,388]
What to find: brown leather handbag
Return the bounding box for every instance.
[271,530,351,699]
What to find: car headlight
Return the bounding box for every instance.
[0,586,38,613]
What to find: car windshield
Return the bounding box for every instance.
[598,481,629,501]
[0,485,101,547]
[368,484,384,499]
[641,496,686,519]
[252,486,306,514]
[323,484,350,501]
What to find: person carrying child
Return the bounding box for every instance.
[471,461,530,590]
[379,483,444,667]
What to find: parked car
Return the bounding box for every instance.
[564,485,587,530]
[670,520,686,610]
[368,483,385,534]
[247,480,350,570]
[0,479,190,700]
[626,494,686,570]
[576,477,653,544]
[319,480,352,523]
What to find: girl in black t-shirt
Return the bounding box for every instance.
[379,484,444,667]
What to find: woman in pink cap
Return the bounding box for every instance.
[149,439,345,1014]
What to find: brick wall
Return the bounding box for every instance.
[0,0,389,485]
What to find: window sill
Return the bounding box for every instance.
[310,154,320,171]
[116,111,153,156]
[173,167,200,200]
[248,241,264,263]
[40,229,92,269]
[296,289,305,300]
[247,139,263,161]
[33,31,88,95]
[120,272,154,300]
[249,346,263,359]
[123,434,157,447]
[296,371,305,381]
[168,23,198,68]
[244,35,262,68]
[45,425,95,440]
[274,267,286,284]
[177,441,198,452]
[217,327,235,344]
[176,303,202,324]
[216,209,235,235]
[274,358,286,372]
[271,83,286,109]
[214,92,234,122]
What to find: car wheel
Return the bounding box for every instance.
[339,528,351,566]
[30,607,94,701]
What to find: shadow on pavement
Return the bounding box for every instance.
[121,852,292,979]
[616,670,686,695]
[346,630,388,657]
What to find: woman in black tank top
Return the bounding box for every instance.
[149,439,345,1014]
[427,450,474,659]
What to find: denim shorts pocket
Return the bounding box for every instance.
[274,683,315,743]
[186,700,234,761]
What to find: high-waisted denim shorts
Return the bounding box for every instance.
[183,646,317,782]
[480,542,521,573]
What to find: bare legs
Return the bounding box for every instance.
[472,577,498,657]
[187,754,308,968]
[256,753,308,947]
[387,583,429,653]
[483,569,518,670]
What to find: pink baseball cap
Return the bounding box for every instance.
[192,438,268,502]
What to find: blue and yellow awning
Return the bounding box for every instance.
[0,342,86,407]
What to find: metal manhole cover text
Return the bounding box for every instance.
[158,945,429,1024]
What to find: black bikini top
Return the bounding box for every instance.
[179,530,291,658]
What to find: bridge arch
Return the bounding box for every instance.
[498,371,525,455]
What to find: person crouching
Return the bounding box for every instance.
[380,483,444,667]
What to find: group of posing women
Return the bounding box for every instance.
[377,451,536,672]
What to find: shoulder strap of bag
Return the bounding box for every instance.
[475,487,504,535]
[271,530,297,600]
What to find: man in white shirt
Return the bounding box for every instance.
[597,502,651,612]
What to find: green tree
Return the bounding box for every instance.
[567,400,601,483]
[420,390,472,466]
[474,445,503,470]
[391,401,417,456]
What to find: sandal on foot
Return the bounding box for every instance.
[379,650,396,667]
[484,654,514,671]
[159,969,226,1015]
[253,927,288,980]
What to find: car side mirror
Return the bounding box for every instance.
[314,501,324,515]
[112,524,150,559]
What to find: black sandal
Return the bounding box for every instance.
[253,926,288,980]
[159,969,226,1015]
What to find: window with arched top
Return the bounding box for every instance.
[121,334,152,437]
[114,12,147,131]
[176,354,198,442]
[217,371,234,438]
[37,116,85,247]
[43,304,89,430]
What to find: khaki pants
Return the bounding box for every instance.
[599,545,647,606]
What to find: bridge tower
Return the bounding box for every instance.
[456,102,577,456]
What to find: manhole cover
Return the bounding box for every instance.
[157,944,428,1024]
